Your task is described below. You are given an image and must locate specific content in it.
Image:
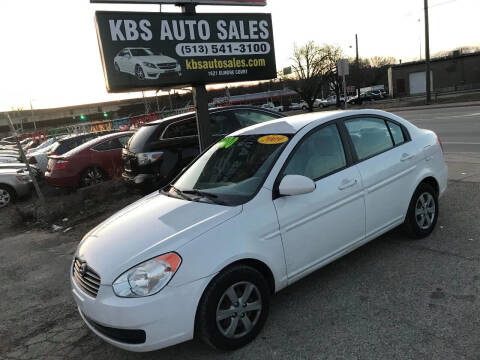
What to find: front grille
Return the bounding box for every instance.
[73,258,101,298]
[83,313,146,344]
[157,62,177,69]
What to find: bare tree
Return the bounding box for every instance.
[285,42,338,112]
[369,56,397,68]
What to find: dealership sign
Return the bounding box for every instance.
[91,0,266,6]
[95,11,276,92]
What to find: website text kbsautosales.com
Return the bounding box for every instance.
[185,57,267,71]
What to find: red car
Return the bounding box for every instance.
[45,132,133,188]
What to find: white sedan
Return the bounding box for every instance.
[114,47,181,80]
[71,109,447,352]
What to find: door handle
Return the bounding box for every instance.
[338,179,358,190]
[401,153,415,161]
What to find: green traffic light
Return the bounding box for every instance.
[103,113,108,118]
[80,115,86,120]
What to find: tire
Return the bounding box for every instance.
[302,106,307,111]
[135,65,145,80]
[0,185,15,208]
[403,182,438,239]
[80,167,106,187]
[196,265,270,350]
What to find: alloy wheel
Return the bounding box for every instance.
[415,192,436,230]
[216,281,262,339]
[0,188,11,208]
[136,65,145,80]
[82,168,104,187]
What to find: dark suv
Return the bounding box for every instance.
[122,106,284,188]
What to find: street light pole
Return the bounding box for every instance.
[424,0,431,104]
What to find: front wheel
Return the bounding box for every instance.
[135,65,145,80]
[196,265,270,350]
[0,185,15,208]
[403,183,438,238]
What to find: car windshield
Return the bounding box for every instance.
[169,134,291,206]
[130,48,155,56]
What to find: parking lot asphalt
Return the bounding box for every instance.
[2,104,480,360]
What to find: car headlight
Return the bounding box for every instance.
[142,62,156,69]
[113,253,182,297]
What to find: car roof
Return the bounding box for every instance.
[145,105,285,127]
[230,109,407,136]
[61,131,134,157]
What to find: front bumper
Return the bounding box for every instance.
[122,172,155,186]
[144,65,181,79]
[71,272,212,352]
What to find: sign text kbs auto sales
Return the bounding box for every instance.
[95,12,276,92]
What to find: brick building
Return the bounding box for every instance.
[388,51,480,97]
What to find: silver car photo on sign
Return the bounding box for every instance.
[113,48,182,80]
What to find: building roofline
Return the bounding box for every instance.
[390,50,480,69]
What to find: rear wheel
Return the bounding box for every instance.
[0,185,15,208]
[80,167,106,187]
[403,183,438,238]
[197,265,270,350]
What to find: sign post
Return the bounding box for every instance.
[337,59,349,109]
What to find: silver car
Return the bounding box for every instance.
[0,168,33,208]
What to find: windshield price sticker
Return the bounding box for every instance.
[95,12,276,92]
[219,137,239,148]
[258,135,288,145]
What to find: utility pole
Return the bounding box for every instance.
[424,0,431,104]
[355,34,360,100]
[30,100,37,130]
[182,3,212,151]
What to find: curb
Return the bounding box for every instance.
[386,101,480,112]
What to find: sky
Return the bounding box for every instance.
[0,0,477,111]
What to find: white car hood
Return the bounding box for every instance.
[77,192,241,284]
[134,55,177,63]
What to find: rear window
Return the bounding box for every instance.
[126,125,158,153]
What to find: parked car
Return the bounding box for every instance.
[26,137,58,155]
[122,106,284,189]
[28,143,60,174]
[72,109,447,352]
[48,131,118,157]
[0,168,32,208]
[260,103,284,112]
[0,163,41,179]
[45,132,134,188]
[114,47,182,80]
[299,99,326,110]
[347,91,382,105]
[0,155,19,164]
[288,102,301,110]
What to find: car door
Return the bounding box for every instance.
[92,137,124,178]
[273,122,365,282]
[343,116,417,239]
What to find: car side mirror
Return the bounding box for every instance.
[278,175,315,196]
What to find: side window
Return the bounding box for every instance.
[162,119,198,139]
[345,118,394,161]
[209,112,237,136]
[283,124,347,181]
[233,109,280,128]
[94,138,122,151]
[118,135,131,147]
[387,121,406,146]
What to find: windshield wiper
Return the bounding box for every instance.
[161,185,191,201]
[181,189,227,205]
